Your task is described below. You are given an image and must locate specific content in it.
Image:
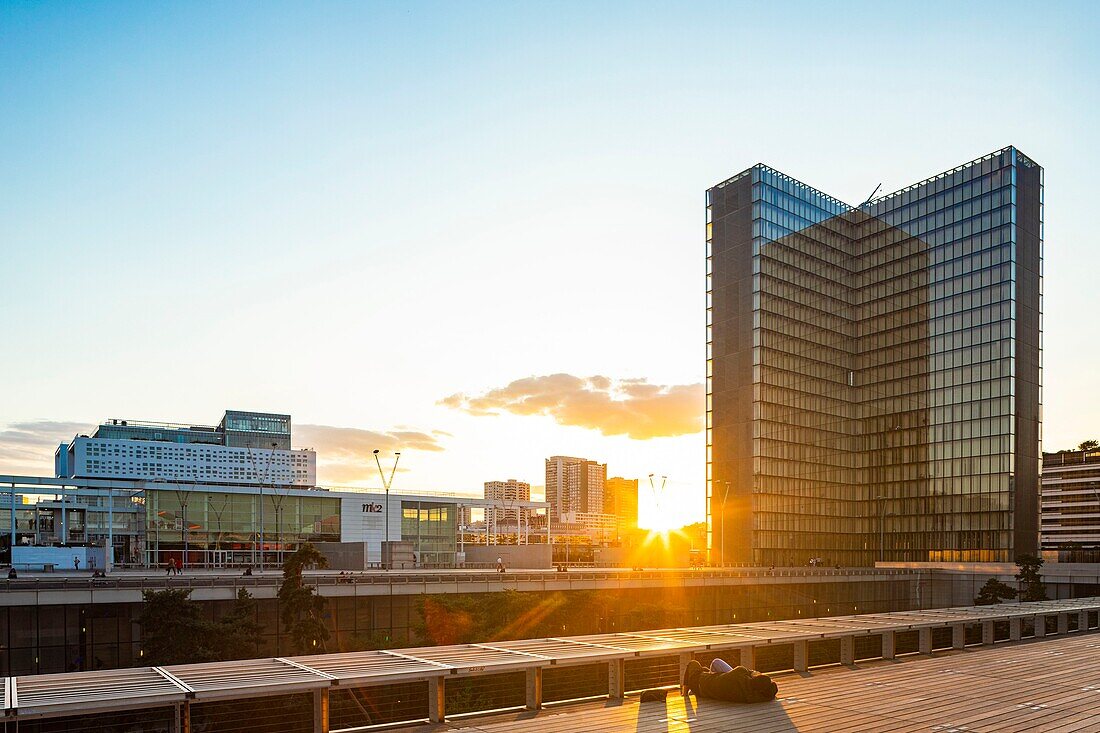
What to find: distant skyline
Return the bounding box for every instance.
[2,2,1099,531]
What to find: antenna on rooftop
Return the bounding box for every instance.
[860,183,883,206]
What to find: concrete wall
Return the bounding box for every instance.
[462,544,551,569]
[13,546,107,571]
[317,541,416,570]
[593,545,694,568]
[315,542,367,570]
[881,561,1100,606]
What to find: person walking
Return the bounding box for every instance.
[165,557,175,576]
[496,556,504,573]
[73,556,80,571]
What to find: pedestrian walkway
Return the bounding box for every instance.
[404,632,1100,732]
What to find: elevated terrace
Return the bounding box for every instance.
[2,597,1097,732]
[405,630,1100,732]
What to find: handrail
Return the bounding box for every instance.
[0,565,920,594]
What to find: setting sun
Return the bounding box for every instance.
[637,478,699,531]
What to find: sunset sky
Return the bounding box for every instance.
[2,2,1098,529]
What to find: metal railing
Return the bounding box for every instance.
[0,565,920,594]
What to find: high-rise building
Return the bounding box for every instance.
[55,410,316,487]
[706,147,1042,566]
[604,476,639,532]
[545,456,606,521]
[1040,448,1100,562]
[483,479,532,527]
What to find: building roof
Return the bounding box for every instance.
[0,474,549,509]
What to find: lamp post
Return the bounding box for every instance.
[718,480,731,567]
[258,458,263,571]
[876,495,897,563]
[269,442,287,567]
[373,450,401,569]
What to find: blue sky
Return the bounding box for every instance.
[1,1,1098,527]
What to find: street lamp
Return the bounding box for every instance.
[373,450,401,569]
[876,495,897,563]
[722,481,731,567]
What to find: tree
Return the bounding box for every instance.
[974,578,1016,606]
[1078,440,1099,452]
[1015,553,1048,602]
[214,588,265,661]
[138,588,216,665]
[279,543,330,654]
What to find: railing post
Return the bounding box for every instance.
[981,620,994,645]
[609,658,625,699]
[428,677,446,723]
[918,628,932,655]
[881,630,895,660]
[678,653,692,686]
[952,623,966,649]
[314,688,329,733]
[1080,610,1090,632]
[1035,614,1047,637]
[1058,613,1069,635]
[792,640,808,672]
[739,646,755,669]
[526,667,543,710]
[839,635,854,665]
[1010,618,1022,641]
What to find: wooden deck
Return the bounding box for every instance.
[401,633,1100,732]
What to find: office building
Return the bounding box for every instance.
[604,476,639,533]
[1041,448,1100,562]
[545,456,606,520]
[707,147,1042,566]
[55,411,316,487]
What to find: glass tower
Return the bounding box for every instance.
[706,147,1042,566]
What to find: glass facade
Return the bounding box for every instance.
[401,500,457,566]
[220,410,292,450]
[707,147,1042,566]
[146,489,340,567]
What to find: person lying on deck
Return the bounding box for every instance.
[682,658,778,703]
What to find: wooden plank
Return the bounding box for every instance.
[404,631,1100,733]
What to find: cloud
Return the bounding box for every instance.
[439,374,703,439]
[0,421,95,475]
[294,424,446,485]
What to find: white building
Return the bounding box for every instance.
[559,511,618,544]
[55,411,316,487]
[60,438,315,487]
[483,479,532,526]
